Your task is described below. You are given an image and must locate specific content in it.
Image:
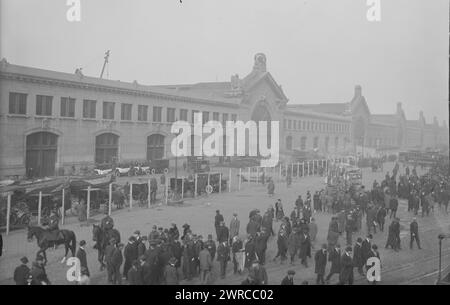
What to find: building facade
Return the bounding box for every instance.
[0,54,447,178]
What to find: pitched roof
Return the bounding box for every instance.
[0,61,242,106]
[286,103,349,115]
[406,120,422,128]
[370,114,398,126]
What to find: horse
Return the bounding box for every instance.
[27,225,77,265]
[92,224,121,270]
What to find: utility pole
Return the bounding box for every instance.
[100,50,110,79]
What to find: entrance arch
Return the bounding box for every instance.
[95,133,119,164]
[26,132,58,177]
[251,102,272,154]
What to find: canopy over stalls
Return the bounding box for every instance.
[69,174,115,191]
[0,177,69,196]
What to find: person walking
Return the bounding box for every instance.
[314,244,327,285]
[217,241,230,279]
[410,218,421,249]
[111,243,124,285]
[76,240,89,278]
[338,247,354,285]
[325,244,341,284]
[199,244,213,284]
[229,213,240,243]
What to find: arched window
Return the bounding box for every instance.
[26,132,58,177]
[286,135,293,150]
[147,134,165,161]
[96,133,119,164]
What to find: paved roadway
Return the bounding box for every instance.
[0,162,448,285]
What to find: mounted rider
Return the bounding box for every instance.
[101,215,114,231]
[44,211,63,243]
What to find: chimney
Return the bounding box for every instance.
[354,85,362,98]
[396,102,402,114]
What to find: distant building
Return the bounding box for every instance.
[0,55,447,178]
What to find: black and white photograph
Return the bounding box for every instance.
[0,0,449,293]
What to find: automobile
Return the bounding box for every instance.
[114,165,132,177]
[94,168,113,175]
[94,163,113,175]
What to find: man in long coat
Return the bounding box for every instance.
[326,244,341,283]
[229,213,240,243]
[298,230,311,267]
[339,247,354,285]
[287,228,301,264]
[314,244,327,284]
[353,238,365,276]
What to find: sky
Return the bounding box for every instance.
[1,0,448,124]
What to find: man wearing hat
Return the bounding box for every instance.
[76,240,89,277]
[353,237,365,276]
[314,244,328,285]
[281,270,295,285]
[205,234,216,261]
[144,239,160,284]
[149,225,159,241]
[123,236,138,281]
[105,238,117,283]
[217,221,230,244]
[249,259,268,285]
[30,255,50,285]
[217,241,230,279]
[229,213,240,243]
[410,217,421,249]
[14,256,30,285]
[111,243,124,285]
[164,257,179,285]
[339,246,354,285]
[215,210,224,239]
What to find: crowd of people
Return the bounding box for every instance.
[10,157,450,285]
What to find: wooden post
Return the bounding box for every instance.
[326,159,328,174]
[147,180,151,208]
[6,193,11,235]
[228,168,232,192]
[87,186,91,220]
[238,168,242,190]
[194,174,198,198]
[61,188,65,225]
[219,173,222,193]
[181,177,185,199]
[129,183,133,210]
[38,191,42,225]
[165,181,169,205]
[109,183,113,215]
